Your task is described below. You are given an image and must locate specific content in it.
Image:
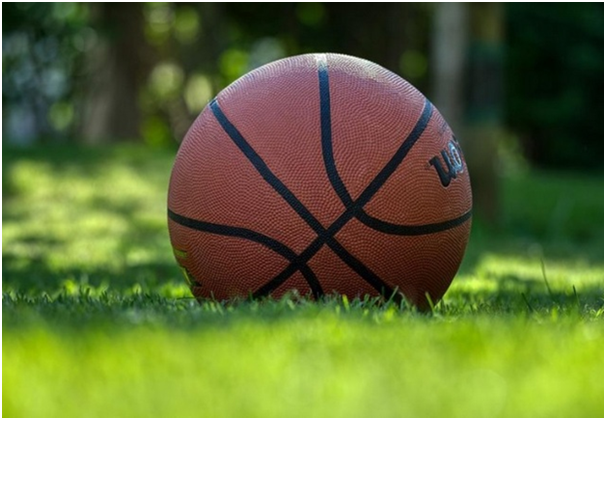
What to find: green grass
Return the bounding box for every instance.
[2,144,604,417]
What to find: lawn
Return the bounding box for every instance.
[2,144,603,417]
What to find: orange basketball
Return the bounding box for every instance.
[168,53,472,309]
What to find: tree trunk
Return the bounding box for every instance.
[431,2,503,225]
[463,2,504,225]
[80,3,152,143]
[431,3,468,136]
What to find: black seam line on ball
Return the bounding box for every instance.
[211,95,395,298]
[210,87,433,298]
[253,98,435,299]
[317,54,389,290]
[210,99,326,236]
[317,54,353,208]
[332,103,435,210]
[318,59,469,237]
[357,208,472,235]
[167,208,324,298]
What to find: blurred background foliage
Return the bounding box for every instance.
[2,2,603,171]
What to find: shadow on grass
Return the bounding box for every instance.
[2,256,180,293]
[3,252,603,316]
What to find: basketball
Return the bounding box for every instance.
[167,53,472,309]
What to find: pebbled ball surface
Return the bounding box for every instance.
[168,53,472,308]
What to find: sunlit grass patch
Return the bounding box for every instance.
[3,294,603,417]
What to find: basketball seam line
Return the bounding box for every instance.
[318,54,353,207]
[317,56,473,236]
[209,98,400,298]
[357,209,472,235]
[208,88,436,298]
[167,209,323,297]
[210,99,325,235]
[247,97,434,299]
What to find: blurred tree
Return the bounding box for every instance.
[431,3,503,225]
[223,3,430,91]
[2,2,88,141]
[431,2,468,136]
[80,3,153,142]
[2,1,602,175]
[464,2,504,224]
